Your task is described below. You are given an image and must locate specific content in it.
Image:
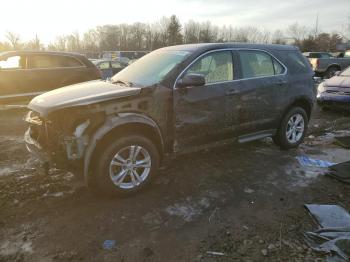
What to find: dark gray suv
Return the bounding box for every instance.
[25,43,316,195]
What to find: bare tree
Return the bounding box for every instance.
[6,31,21,49]
[271,30,286,44]
[25,35,43,50]
[184,20,200,43]
[47,36,67,51]
[287,23,309,42]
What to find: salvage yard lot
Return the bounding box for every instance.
[0,106,350,261]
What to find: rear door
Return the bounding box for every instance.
[173,50,241,151]
[229,49,288,134]
[0,54,32,102]
[27,54,87,92]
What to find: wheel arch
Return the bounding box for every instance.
[83,113,164,187]
[326,63,341,71]
[282,97,313,121]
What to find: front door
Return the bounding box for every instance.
[173,50,240,152]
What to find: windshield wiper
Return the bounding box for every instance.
[112,79,133,87]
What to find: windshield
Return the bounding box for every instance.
[111,50,190,86]
[341,67,350,76]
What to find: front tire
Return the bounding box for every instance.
[273,107,308,149]
[91,134,160,196]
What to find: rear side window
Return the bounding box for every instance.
[28,55,83,69]
[238,50,284,78]
[111,61,123,69]
[284,51,310,75]
[0,55,26,69]
[98,62,110,69]
[310,53,332,59]
[186,51,234,84]
[54,56,83,67]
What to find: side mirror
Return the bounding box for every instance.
[177,73,205,88]
[334,71,341,76]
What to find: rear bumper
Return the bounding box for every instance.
[317,93,350,109]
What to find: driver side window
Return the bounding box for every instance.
[186,51,234,84]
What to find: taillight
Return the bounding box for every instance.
[316,59,320,68]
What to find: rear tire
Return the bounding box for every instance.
[90,134,160,196]
[273,107,308,149]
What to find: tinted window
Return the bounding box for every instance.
[55,56,83,67]
[98,62,110,69]
[111,61,123,69]
[273,59,284,74]
[284,51,310,74]
[186,51,234,84]
[29,55,82,69]
[310,53,332,59]
[239,50,281,78]
[320,53,332,58]
[0,55,25,69]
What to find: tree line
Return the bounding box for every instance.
[0,15,348,54]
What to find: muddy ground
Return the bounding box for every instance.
[0,106,350,262]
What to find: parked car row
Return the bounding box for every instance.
[317,66,350,111]
[92,59,128,80]
[0,51,102,104]
[303,50,350,79]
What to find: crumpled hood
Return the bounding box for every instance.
[325,76,350,88]
[28,80,141,117]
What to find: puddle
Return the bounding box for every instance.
[0,157,38,177]
[165,197,210,222]
[0,237,33,257]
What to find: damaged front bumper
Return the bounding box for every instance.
[24,128,50,163]
[24,111,90,169]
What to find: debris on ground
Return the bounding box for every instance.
[102,240,117,250]
[304,204,350,261]
[335,136,350,149]
[206,251,225,256]
[326,161,350,184]
[296,156,336,168]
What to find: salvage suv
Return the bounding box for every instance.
[25,43,315,195]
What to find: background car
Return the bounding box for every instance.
[303,52,334,59]
[0,51,101,104]
[307,50,350,78]
[92,59,128,80]
[317,66,350,111]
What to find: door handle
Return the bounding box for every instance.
[277,79,287,86]
[226,89,239,96]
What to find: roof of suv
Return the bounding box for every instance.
[160,43,298,53]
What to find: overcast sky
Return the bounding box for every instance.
[0,0,349,44]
